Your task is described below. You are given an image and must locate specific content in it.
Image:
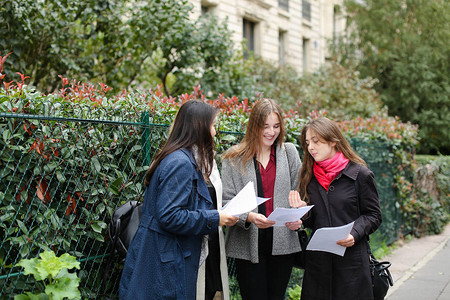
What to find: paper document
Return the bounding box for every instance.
[221,181,269,216]
[306,221,355,256]
[267,206,314,227]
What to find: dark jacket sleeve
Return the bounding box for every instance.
[351,167,382,242]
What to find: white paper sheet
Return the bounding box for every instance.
[220,181,270,216]
[267,206,314,227]
[306,221,355,256]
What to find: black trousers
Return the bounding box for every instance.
[235,228,295,300]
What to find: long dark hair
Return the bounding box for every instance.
[144,100,217,186]
[299,117,366,203]
[222,98,285,170]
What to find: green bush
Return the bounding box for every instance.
[404,155,450,236]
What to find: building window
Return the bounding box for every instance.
[201,5,212,16]
[278,0,289,11]
[279,31,286,66]
[302,0,311,22]
[243,19,256,58]
[333,5,341,45]
[201,5,209,15]
[302,38,310,73]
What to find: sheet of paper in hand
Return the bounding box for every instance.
[267,206,314,226]
[306,221,355,256]
[221,181,270,216]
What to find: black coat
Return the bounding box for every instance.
[301,162,382,300]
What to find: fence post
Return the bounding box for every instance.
[141,111,151,166]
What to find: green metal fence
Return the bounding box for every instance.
[0,111,400,299]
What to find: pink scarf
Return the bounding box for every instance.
[313,152,350,191]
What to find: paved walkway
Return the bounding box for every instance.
[384,223,450,300]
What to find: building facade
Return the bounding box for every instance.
[189,0,346,74]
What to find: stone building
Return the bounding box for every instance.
[189,0,346,74]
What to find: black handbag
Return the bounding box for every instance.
[369,251,394,300]
[354,172,393,299]
[293,228,309,269]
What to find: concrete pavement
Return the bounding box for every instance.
[384,223,450,300]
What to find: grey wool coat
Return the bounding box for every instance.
[221,142,302,263]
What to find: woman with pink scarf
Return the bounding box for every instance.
[298,117,382,300]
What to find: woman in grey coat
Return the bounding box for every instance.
[221,99,305,300]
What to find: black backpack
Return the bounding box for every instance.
[100,200,143,293]
[108,200,143,257]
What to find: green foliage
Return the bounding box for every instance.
[286,267,304,300]
[294,62,383,119]
[402,155,450,236]
[230,56,384,120]
[287,284,302,300]
[0,0,128,92]
[337,0,450,154]
[14,251,80,300]
[0,0,236,97]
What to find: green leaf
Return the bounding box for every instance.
[3,129,11,142]
[56,171,65,182]
[16,220,29,235]
[90,223,102,233]
[45,268,80,300]
[109,177,123,195]
[43,161,58,172]
[16,257,43,281]
[20,244,31,258]
[91,157,101,173]
[58,253,80,270]
[51,214,61,230]
[14,292,47,300]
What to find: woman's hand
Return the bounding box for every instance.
[218,212,239,226]
[247,212,275,229]
[289,190,307,208]
[285,219,303,231]
[337,234,355,247]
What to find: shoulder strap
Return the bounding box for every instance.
[253,157,266,215]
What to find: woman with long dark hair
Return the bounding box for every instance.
[299,117,382,300]
[119,100,238,299]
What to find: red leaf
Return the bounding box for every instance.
[65,194,77,215]
[36,179,51,204]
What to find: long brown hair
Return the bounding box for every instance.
[222,98,285,169]
[144,100,217,186]
[298,117,366,203]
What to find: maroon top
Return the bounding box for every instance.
[258,146,276,216]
